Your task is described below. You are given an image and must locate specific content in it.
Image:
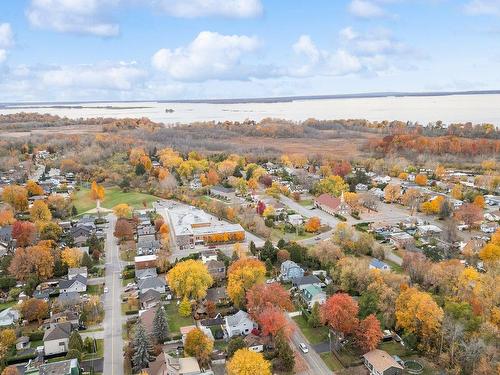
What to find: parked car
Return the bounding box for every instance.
[299,343,309,353]
[104,287,109,293]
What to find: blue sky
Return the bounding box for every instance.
[0,0,500,102]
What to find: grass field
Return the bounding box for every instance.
[292,315,329,345]
[72,186,158,215]
[0,301,16,312]
[165,301,195,334]
[320,352,344,371]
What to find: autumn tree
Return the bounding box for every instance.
[415,174,428,186]
[167,260,213,300]
[26,180,44,196]
[321,293,359,336]
[451,184,463,200]
[0,209,15,226]
[39,221,62,241]
[395,286,443,349]
[355,314,383,352]
[309,240,344,266]
[455,203,483,230]
[473,195,485,209]
[246,283,293,321]
[1,367,19,375]
[227,349,271,375]
[113,203,132,218]
[384,184,401,203]
[184,328,214,367]
[114,218,134,241]
[29,200,52,222]
[227,258,266,308]
[90,181,105,204]
[61,247,83,268]
[12,220,36,247]
[257,306,292,338]
[2,185,28,212]
[304,217,321,233]
[314,175,348,197]
[20,298,48,323]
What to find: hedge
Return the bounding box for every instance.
[334,213,347,221]
[125,310,139,315]
[28,331,44,341]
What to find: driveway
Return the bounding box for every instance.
[102,214,124,375]
[280,195,341,229]
[288,316,332,375]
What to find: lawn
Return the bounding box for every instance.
[299,199,314,207]
[0,301,16,312]
[378,340,412,357]
[270,226,316,242]
[121,277,134,287]
[292,315,329,345]
[87,284,104,295]
[73,186,158,215]
[83,339,104,360]
[319,352,344,372]
[385,259,404,274]
[164,301,195,334]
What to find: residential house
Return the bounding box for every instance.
[137,235,161,255]
[135,255,158,270]
[0,308,20,326]
[370,187,385,200]
[147,351,213,375]
[205,287,229,305]
[389,232,415,250]
[485,210,500,222]
[140,289,162,310]
[138,277,166,295]
[180,325,214,343]
[68,267,88,280]
[59,275,87,293]
[280,260,305,282]
[244,334,267,353]
[417,224,442,237]
[43,322,72,355]
[16,336,30,351]
[205,260,226,281]
[57,292,82,307]
[363,349,403,375]
[481,222,498,234]
[25,358,80,375]
[291,275,322,289]
[287,214,304,226]
[136,267,158,281]
[355,183,368,192]
[300,284,326,309]
[200,250,218,264]
[369,259,391,272]
[224,310,256,338]
[138,307,158,336]
[0,225,13,250]
[461,238,487,255]
[314,193,350,216]
[43,310,80,330]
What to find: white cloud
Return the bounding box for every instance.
[0,23,14,48]
[465,0,500,16]
[348,0,386,18]
[292,35,320,63]
[39,62,146,90]
[26,0,120,37]
[152,31,267,81]
[339,27,358,41]
[0,50,6,64]
[149,0,263,18]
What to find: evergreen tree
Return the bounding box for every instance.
[260,240,277,263]
[309,302,321,328]
[132,321,153,372]
[277,238,286,249]
[65,349,82,361]
[81,252,93,268]
[68,331,84,352]
[249,241,257,256]
[71,206,78,216]
[152,306,169,344]
[135,163,146,175]
[265,258,273,273]
[274,331,295,373]
[359,290,378,319]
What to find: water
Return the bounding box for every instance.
[2,93,500,125]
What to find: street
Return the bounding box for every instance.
[288,316,332,375]
[103,214,124,375]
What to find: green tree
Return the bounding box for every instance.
[249,241,257,256]
[227,336,246,358]
[152,306,169,344]
[81,252,93,268]
[83,337,95,353]
[65,349,82,362]
[359,290,379,319]
[132,321,153,372]
[260,240,277,263]
[309,302,321,328]
[68,331,83,352]
[273,331,295,373]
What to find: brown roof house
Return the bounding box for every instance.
[363,349,403,375]
[205,260,226,282]
[314,193,350,216]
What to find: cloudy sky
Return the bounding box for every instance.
[1,0,500,102]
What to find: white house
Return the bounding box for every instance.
[135,267,158,281]
[481,222,498,234]
[224,310,256,338]
[369,259,391,272]
[280,260,305,282]
[287,214,304,226]
[59,275,87,293]
[200,250,218,264]
[0,307,20,327]
[43,322,72,355]
[68,267,88,280]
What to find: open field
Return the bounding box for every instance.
[73,187,158,214]
[292,315,329,345]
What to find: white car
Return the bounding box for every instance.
[299,343,309,353]
[103,287,109,293]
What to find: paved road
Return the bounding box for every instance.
[288,316,332,375]
[103,214,124,375]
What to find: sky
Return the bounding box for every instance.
[1,0,500,102]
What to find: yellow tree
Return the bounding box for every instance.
[227,258,266,308]
[384,184,401,203]
[315,175,348,197]
[415,174,428,186]
[90,181,105,204]
[167,260,213,300]
[227,349,271,375]
[158,148,183,169]
[451,184,463,200]
[395,286,443,349]
[184,328,214,367]
[61,247,83,268]
[29,200,52,222]
[398,172,408,180]
[304,217,321,233]
[2,185,28,212]
[434,165,446,179]
[343,192,359,210]
[473,195,485,209]
[129,147,146,165]
[113,203,132,218]
[0,209,15,226]
[262,205,275,218]
[26,180,44,196]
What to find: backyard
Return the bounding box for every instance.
[164,301,195,335]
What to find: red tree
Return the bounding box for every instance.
[355,314,383,352]
[332,160,352,177]
[320,293,359,335]
[246,283,293,320]
[259,175,273,188]
[257,306,292,338]
[256,201,266,215]
[114,219,134,241]
[454,203,483,230]
[12,220,36,247]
